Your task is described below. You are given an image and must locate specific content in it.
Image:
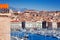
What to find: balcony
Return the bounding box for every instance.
[0,13,11,17]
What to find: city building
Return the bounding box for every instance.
[11,10,60,30]
[0,4,11,40]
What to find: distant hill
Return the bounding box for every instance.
[9,7,28,12]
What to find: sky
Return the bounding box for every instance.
[0,0,60,11]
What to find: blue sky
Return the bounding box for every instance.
[0,0,60,11]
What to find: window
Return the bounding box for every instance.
[36,14,38,16]
[32,14,34,16]
[0,9,9,13]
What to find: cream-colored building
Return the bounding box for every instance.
[0,4,11,40]
[0,13,11,40]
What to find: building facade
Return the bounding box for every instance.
[0,4,11,40]
[11,10,60,30]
